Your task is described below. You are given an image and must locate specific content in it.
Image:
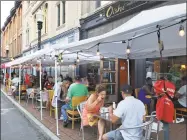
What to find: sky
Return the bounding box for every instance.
[1,1,15,28]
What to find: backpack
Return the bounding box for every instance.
[154,80,175,123]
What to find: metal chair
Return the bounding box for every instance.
[115,112,155,140]
[145,111,161,140]
[77,101,87,140]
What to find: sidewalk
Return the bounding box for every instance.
[1,86,186,140]
[1,87,96,140]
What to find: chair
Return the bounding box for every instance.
[115,113,155,140]
[49,90,57,118]
[77,101,87,140]
[135,88,140,98]
[67,96,87,129]
[174,108,187,123]
[16,85,27,100]
[26,88,39,107]
[145,111,161,140]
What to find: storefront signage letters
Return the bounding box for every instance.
[105,2,127,18]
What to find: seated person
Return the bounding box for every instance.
[11,74,19,94]
[60,76,88,127]
[52,78,70,108]
[82,85,106,140]
[174,76,187,108]
[102,85,146,140]
[44,76,54,90]
[138,77,154,114]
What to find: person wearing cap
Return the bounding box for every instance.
[60,75,89,127]
[102,84,146,140]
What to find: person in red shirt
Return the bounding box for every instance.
[25,73,31,86]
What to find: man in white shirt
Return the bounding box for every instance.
[102,85,146,140]
[174,76,187,108]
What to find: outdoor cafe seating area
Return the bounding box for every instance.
[1,3,187,140]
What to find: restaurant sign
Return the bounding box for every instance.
[104,1,131,18]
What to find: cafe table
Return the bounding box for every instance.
[93,113,113,130]
[93,112,122,131]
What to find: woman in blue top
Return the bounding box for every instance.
[138,77,155,114]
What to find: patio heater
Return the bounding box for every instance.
[36,9,43,50]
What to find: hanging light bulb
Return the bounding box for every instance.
[126,41,131,54]
[77,52,80,62]
[50,54,52,59]
[179,24,185,37]
[61,58,63,63]
[97,47,100,55]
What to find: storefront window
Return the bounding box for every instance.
[146,56,187,90]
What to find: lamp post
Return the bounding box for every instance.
[36,9,43,50]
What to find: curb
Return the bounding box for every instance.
[1,89,60,140]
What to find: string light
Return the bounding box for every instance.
[179,24,185,37]
[97,47,100,56]
[50,54,52,59]
[126,41,131,54]
[43,55,46,61]
[76,52,80,62]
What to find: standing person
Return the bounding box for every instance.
[154,76,176,140]
[60,76,89,127]
[102,84,146,140]
[138,77,155,114]
[174,76,187,108]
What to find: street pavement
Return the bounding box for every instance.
[1,92,47,140]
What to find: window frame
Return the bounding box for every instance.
[57,4,61,27]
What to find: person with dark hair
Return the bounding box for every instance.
[138,77,154,114]
[174,76,187,108]
[42,71,48,89]
[82,84,106,140]
[102,85,145,140]
[60,75,88,127]
[60,74,63,82]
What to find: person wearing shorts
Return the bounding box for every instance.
[102,85,146,140]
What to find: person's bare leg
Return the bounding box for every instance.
[98,119,105,140]
[102,134,108,140]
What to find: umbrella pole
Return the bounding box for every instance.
[18,65,21,104]
[39,60,43,120]
[127,59,130,85]
[55,59,59,135]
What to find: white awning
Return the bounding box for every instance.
[4,3,186,67]
[53,3,186,59]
